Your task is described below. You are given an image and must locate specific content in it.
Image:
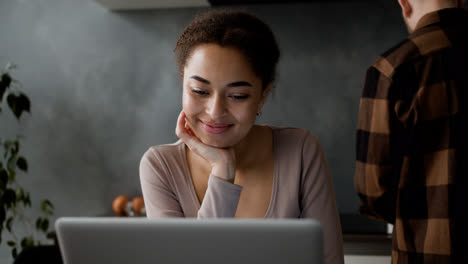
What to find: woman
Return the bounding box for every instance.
[140,9,344,264]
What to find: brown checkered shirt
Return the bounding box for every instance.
[355,8,468,264]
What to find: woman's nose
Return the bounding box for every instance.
[206,95,227,119]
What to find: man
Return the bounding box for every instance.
[355,0,467,263]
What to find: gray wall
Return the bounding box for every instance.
[0,0,410,261]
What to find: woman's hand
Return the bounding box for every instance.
[175,111,236,183]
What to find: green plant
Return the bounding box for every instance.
[0,62,54,259]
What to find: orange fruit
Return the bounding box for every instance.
[112,195,129,216]
[132,197,145,215]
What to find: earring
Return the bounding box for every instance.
[256,109,263,116]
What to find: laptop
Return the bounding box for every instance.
[55,217,323,264]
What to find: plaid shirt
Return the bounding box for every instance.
[355,8,468,264]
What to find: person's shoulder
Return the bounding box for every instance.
[141,140,184,164]
[140,140,185,184]
[271,126,311,136]
[139,141,184,190]
[372,22,452,80]
[271,126,320,149]
[370,38,420,80]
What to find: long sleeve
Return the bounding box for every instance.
[197,175,242,218]
[139,148,185,217]
[139,145,242,218]
[299,132,344,264]
[354,64,400,224]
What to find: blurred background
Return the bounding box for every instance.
[0,0,441,262]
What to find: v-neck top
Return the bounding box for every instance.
[139,126,344,264]
[179,126,278,218]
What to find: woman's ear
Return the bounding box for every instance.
[262,83,272,98]
[258,83,272,110]
[398,0,413,18]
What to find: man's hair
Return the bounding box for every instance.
[174,9,280,90]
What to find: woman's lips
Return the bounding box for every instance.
[200,121,233,134]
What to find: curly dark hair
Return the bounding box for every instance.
[174,9,280,90]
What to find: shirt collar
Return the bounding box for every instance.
[414,8,468,31]
[414,10,441,32]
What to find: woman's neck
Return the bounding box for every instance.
[233,125,272,170]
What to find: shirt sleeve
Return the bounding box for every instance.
[299,131,344,264]
[197,175,243,218]
[140,147,243,218]
[139,148,185,217]
[355,65,400,224]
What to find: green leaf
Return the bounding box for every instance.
[41,199,54,215]
[16,157,28,172]
[3,140,12,159]
[3,189,17,208]
[16,187,24,201]
[35,218,42,231]
[0,84,6,103]
[41,199,54,209]
[8,170,15,182]
[0,83,7,101]
[7,155,17,172]
[23,193,31,207]
[7,240,16,247]
[41,218,49,232]
[6,217,14,232]
[1,73,12,86]
[0,73,11,102]
[0,169,8,190]
[3,146,8,160]
[0,206,6,225]
[13,140,19,153]
[4,141,19,160]
[4,139,12,146]
[20,236,34,250]
[6,93,30,120]
[20,237,26,249]
[13,138,19,154]
[11,247,17,258]
[0,82,7,102]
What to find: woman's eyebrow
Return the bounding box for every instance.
[190,75,210,84]
[227,81,252,87]
[189,75,252,88]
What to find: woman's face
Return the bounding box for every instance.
[182,44,269,148]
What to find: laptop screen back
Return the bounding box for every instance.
[55,217,323,264]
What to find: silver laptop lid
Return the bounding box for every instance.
[56,217,323,264]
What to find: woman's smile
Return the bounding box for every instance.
[200,120,234,134]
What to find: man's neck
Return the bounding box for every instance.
[420,1,458,15]
[408,1,459,33]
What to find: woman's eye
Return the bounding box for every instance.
[230,94,249,100]
[191,89,209,96]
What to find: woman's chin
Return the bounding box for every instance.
[201,138,234,149]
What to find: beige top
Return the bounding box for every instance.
[139,126,344,264]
